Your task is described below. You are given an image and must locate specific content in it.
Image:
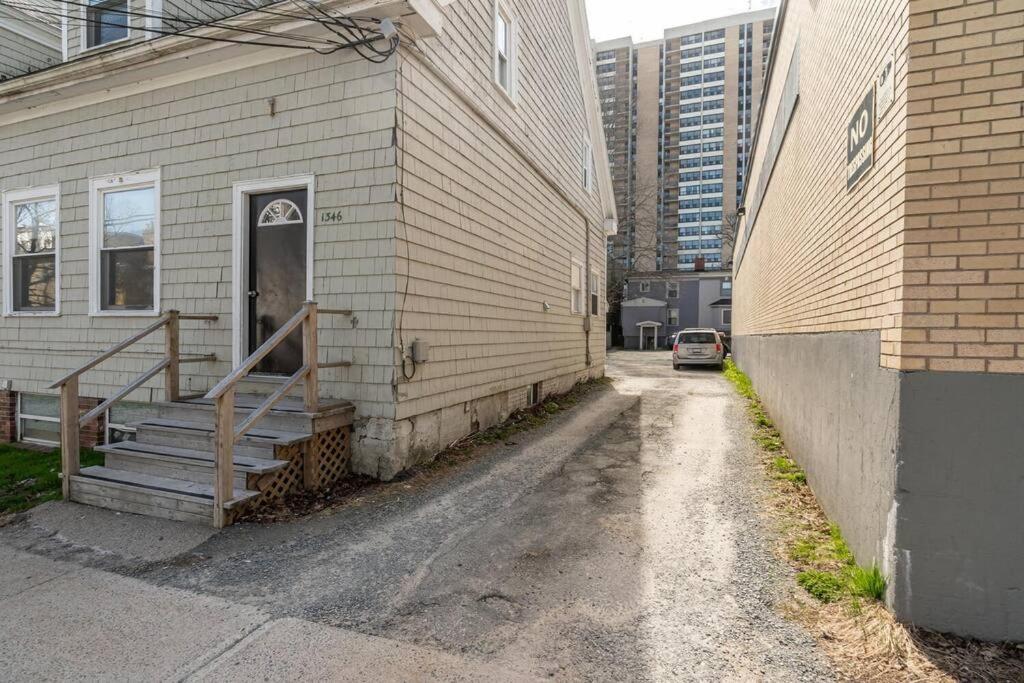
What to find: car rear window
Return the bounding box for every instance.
[680,332,716,344]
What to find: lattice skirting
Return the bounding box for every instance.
[247,425,351,508]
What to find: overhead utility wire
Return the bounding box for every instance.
[0,0,391,56]
[40,0,343,45]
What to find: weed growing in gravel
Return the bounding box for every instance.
[722,359,885,605]
[849,565,888,601]
[722,360,1022,680]
[797,570,847,603]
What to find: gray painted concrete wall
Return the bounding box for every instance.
[896,372,1024,641]
[735,330,1024,641]
[733,331,899,574]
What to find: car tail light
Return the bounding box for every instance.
[673,343,679,353]
[715,343,722,352]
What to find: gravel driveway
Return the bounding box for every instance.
[2,350,833,680]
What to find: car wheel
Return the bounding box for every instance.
[673,363,680,370]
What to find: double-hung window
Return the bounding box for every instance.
[590,267,600,314]
[89,170,160,315]
[494,3,516,98]
[570,259,583,314]
[3,186,60,315]
[582,140,594,192]
[86,0,129,49]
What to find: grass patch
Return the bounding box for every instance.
[797,570,847,603]
[723,360,1023,681]
[0,444,103,515]
[849,564,888,601]
[722,359,885,605]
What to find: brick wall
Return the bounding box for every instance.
[0,389,15,443]
[900,0,1024,372]
[733,0,909,345]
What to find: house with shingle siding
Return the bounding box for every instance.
[0,0,616,523]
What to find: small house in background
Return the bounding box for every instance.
[0,0,616,526]
[620,272,731,349]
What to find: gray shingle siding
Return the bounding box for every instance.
[0,25,60,79]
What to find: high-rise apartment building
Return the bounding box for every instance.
[595,9,776,274]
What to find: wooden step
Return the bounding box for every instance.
[69,466,259,526]
[97,441,288,489]
[156,395,353,433]
[133,418,310,459]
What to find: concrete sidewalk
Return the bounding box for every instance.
[0,547,533,681]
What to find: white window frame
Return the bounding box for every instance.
[493,1,517,101]
[589,266,600,315]
[3,185,61,317]
[570,258,584,315]
[16,393,61,447]
[582,140,594,192]
[668,308,679,326]
[88,169,161,317]
[667,282,679,298]
[80,0,134,53]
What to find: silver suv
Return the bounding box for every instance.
[672,328,725,370]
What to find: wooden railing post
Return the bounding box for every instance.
[165,309,180,402]
[213,389,234,528]
[302,301,319,413]
[59,377,80,499]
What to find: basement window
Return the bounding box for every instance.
[105,402,158,444]
[17,393,60,446]
[86,0,129,49]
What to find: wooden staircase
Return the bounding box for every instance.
[52,303,355,527]
[69,395,352,525]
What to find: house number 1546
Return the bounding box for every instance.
[320,210,344,224]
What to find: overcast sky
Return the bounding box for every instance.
[585,0,778,43]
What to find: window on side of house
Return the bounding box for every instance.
[639,280,650,293]
[667,282,679,298]
[722,278,732,294]
[3,187,59,315]
[582,140,594,192]
[570,259,583,314]
[89,170,160,315]
[86,0,130,48]
[668,309,679,326]
[723,308,732,325]
[17,393,60,446]
[590,267,600,314]
[494,3,516,97]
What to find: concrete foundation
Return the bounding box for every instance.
[349,367,602,481]
[734,331,1024,641]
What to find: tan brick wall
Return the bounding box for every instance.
[901,0,1024,372]
[733,0,909,348]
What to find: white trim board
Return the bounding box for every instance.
[231,175,316,367]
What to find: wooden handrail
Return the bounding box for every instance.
[79,358,171,427]
[49,314,170,389]
[205,306,309,400]
[233,364,309,441]
[52,310,216,503]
